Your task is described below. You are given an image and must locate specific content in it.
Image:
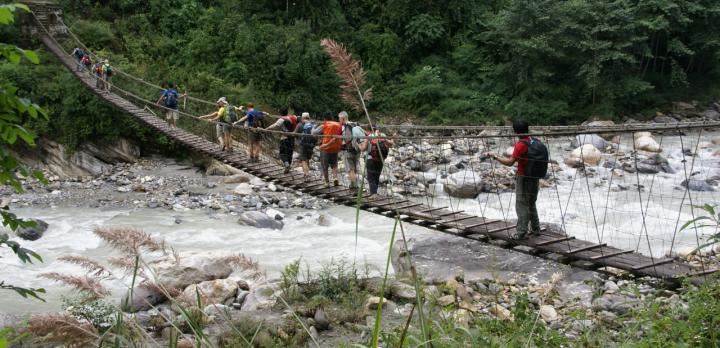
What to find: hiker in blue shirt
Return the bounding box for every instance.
[156,82,186,128]
[72,47,83,71]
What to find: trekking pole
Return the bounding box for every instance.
[183,89,188,111]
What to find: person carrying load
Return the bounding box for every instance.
[200,97,240,152]
[156,82,187,128]
[359,127,393,196]
[312,112,343,187]
[486,119,549,239]
[236,102,268,162]
[294,112,315,178]
[266,107,298,173]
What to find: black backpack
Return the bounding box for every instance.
[521,137,549,179]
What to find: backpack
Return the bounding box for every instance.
[351,126,366,152]
[81,55,91,65]
[520,137,549,179]
[300,122,316,147]
[224,104,239,123]
[282,115,298,132]
[246,110,264,127]
[73,48,83,60]
[165,89,178,108]
[104,64,113,76]
[370,139,389,161]
[95,63,103,75]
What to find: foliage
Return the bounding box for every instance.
[2,0,714,134]
[61,295,116,330]
[0,2,47,302]
[680,203,719,251]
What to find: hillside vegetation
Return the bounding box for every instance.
[3,0,720,147]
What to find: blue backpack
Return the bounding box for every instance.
[246,109,264,127]
[300,122,316,147]
[165,89,178,108]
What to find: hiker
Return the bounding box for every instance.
[199,97,239,152]
[294,112,315,177]
[81,52,92,73]
[312,112,343,187]
[72,47,83,71]
[339,111,361,190]
[93,60,104,89]
[235,102,268,162]
[156,82,186,128]
[486,120,549,239]
[266,107,298,173]
[102,59,113,92]
[359,127,393,196]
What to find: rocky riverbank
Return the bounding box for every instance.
[8,229,717,347]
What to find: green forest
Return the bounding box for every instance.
[4,0,720,147]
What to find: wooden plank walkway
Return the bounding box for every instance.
[40,35,717,285]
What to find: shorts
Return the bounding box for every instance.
[320,152,339,172]
[165,109,179,121]
[248,127,262,143]
[218,123,231,135]
[299,145,314,161]
[344,150,359,171]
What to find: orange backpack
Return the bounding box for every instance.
[321,121,342,153]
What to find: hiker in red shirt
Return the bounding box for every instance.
[486,120,548,239]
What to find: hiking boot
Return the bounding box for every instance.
[511,231,528,240]
[333,180,339,187]
[529,227,542,236]
[283,166,290,174]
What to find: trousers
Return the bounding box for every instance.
[516,176,540,236]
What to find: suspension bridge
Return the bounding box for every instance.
[21,2,720,285]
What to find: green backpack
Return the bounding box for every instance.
[224,104,238,123]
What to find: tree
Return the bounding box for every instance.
[0,3,48,301]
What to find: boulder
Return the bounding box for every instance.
[443,171,482,199]
[206,160,243,176]
[539,305,558,322]
[149,251,239,290]
[592,294,638,315]
[233,183,253,196]
[364,296,397,313]
[238,211,284,230]
[489,304,514,321]
[634,132,661,153]
[701,110,720,121]
[677,246,696,259]
[80,138,140,163]
[240,282,278,311]
[182,278,238,306]
[568,144,602,166]
[314,308,330,331]
[681,179,715,192]
[653,115,678,123]
[222,174,251,184]
[573,134,607,151]
[15,219,49,241]
[121,283,166,312]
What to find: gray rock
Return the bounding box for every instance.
[236,290,249,305]
[314,308,330,331]
[592,294,638,315]
[240,282,278,311]
[15,219,49,241]
[121,283,166,313]
[443,171,482,199]
[238,211,284,230]
[203,304,232,317]
[682,179,715,192]
[573,134,608,151]
[149,251,241,290]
